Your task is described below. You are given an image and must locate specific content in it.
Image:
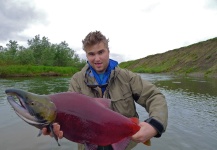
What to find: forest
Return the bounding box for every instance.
[0,35,85,67]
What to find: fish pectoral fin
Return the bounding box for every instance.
[112,137,131,150]
[49,124,61,146]
[84,143,98,150]
[37,127,61,146]
[37,129,42,137]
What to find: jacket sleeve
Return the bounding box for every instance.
[129,71,168,137]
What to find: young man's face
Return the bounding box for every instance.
[85,42,110,74]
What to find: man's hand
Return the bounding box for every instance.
[42,123,64,139]
[131,122,157,143]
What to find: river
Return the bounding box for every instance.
[0,74,216,150]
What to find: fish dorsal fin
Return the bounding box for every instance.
[93,98,111,109]
[112,137,131,150]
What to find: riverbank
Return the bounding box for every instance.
[119,37,217,78]
[169,71,217,78]
[0,65,79,78]
[1,65,217,79]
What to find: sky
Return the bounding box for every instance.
[1,0,217,63]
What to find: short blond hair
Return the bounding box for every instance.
[82,31,109,51]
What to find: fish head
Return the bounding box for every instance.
[5,88,57,129]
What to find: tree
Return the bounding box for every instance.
[0,34,86,68]
[5,40,19,63]
[28,35,51,65]
[16,47,35,65]
[54,41,75,66]
[6,40,18,55]
[41,46,55,66]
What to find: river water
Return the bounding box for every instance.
[0,74,216,150]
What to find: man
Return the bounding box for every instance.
[43,31,168,150]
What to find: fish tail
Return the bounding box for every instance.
[130,117,152,146]
[143,139,151,146]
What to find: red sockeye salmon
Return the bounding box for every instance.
[5,88,150,150]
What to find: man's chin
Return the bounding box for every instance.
[95,68,105,73]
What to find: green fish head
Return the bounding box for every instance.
[5,88,57,129]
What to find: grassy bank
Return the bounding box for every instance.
[0,65,80,77]
[119,37,217,78]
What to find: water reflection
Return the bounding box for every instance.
[139,74,217,149]
[1,76,70,95]
[153,75,217,97]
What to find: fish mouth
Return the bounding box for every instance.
[6,89,49,127]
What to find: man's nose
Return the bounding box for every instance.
[95,54,100,61]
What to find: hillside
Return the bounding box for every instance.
[119,37,217,77]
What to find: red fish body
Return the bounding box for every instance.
[6,88,147,150]
[49,92,140,147]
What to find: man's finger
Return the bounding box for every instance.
[42,127,49,135]
[53,123,60,134]
[58,131,63,139]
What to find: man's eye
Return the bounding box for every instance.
[89,53,94,56]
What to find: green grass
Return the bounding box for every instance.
[119,37,217,78]
[0,65,79,77]
[119,60,137,68]
[133,67,164,73]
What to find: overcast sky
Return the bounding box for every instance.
[1,0,217,62]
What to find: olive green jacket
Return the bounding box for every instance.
[68,64,168,149]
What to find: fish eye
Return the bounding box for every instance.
[31,102,35,105]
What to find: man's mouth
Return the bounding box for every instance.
[95,63,102,67]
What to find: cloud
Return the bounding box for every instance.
[205,0,217,9]
[1,0,217,62]
[0,0,47,42]
[141,1,160,13]
[110,53,127,63]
